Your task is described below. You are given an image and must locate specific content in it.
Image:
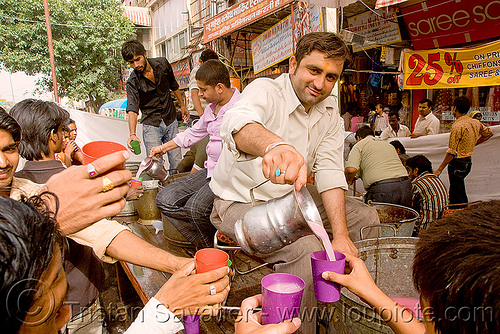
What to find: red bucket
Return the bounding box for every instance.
[81,141,127,169]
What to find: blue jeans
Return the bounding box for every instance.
[142,120,182,172]
[156,168,215,250]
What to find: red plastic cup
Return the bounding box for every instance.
[130,179,142,187]
[261,273,305,325]
[185,248,229,334]
[310,250,346,303]
[81,141,127,170]
[195,248,229,274]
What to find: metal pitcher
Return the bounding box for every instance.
[138,157,175,186]
[234,180,322,255]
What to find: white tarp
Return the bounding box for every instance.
[68,108,146,162]
[350,125,500,202]
[388,125,500,202]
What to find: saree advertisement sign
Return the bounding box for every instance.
[401,0,500,49]
[403,40,500,90]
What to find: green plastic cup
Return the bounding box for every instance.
[130,140,141,155]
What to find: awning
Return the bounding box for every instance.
[375,0,409,9]
[307,0,358,8]
[123,6,151,27]
[99,98,127,112]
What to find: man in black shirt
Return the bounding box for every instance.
[122,40,188,169]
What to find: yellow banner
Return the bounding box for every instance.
[403,40,500,90]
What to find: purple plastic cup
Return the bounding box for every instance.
[261,273,305,325]
[310,250,346,303]
[183,315,200,334]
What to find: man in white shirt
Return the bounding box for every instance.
[411,98,440,138]
[210,32,361,333]
[373,103,389,136]
[380,111,411,140]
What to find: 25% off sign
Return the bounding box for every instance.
[403,40,500,90]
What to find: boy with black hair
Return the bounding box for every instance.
[151,59,240,249]
[406,154,448,234]
[324,200,500,334]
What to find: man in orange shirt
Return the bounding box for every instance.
[435,96,493,205]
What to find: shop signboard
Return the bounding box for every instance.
[310,5,322,33]
[347,8,401,52]
[401,0,500,50]
[203,0,293,44]
[252,16,292,74]
[441,107,500,122]
[171,58,191,88]
[403,40,500,90]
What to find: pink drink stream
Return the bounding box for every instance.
[267,282,303,293]
[308,222,336,261]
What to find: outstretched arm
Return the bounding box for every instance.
[323,254,426,334]
[106,230,191,274]
[233,123,307,191]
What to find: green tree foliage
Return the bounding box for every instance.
[0,0,135,109]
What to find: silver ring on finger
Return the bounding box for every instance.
[275,168,285,177]
[209,283,216,296]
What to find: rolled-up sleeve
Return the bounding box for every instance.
[313,114,348,193]
[446,126,461,156]
[219,83,272,161]
[68,219,130,263]
[173,112,209,148]
[346,144,362,174]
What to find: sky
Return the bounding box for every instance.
[0,70,52,106]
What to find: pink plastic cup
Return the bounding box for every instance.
[261,273,305,325]
[310,250,346,302]
[81,141,127,170]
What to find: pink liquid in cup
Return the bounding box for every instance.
[308,222,336,261]
[310,250,346,303]
[266,282,304,294]
[261,273,305,325]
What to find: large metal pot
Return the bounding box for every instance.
[361,202,419,238]
[331,237,420,334]
[136,180,161,225]
[234,180,322,255]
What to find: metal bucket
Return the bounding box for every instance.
[136,180,161,225]
[361,202,419,238]
[331,237,420,334]
[116,200,137,217]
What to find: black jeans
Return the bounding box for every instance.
[448,157,472,205]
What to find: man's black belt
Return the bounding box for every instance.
[369,176,409,189]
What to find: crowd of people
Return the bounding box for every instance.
[0,31,498,334]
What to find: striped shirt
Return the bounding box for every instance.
[411,172,448,233]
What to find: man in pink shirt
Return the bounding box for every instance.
[150,60,239,249]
